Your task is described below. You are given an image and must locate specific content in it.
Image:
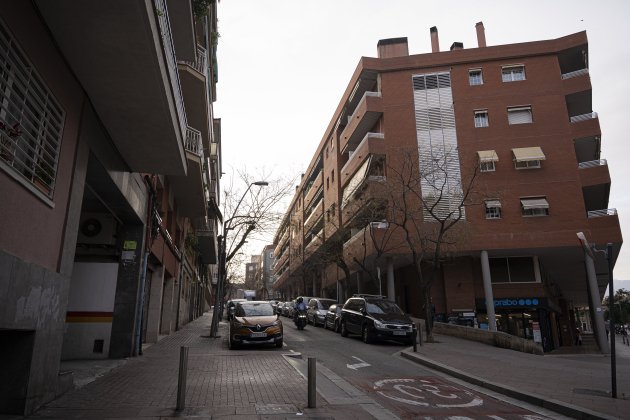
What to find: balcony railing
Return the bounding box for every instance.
[341,132,384,175]
[154,0,187,141]
[185,126,203,156]
[561,68,589,80]
[181,44,207,75]
[347,91,381,124]
[587,208,617,218]
[570,112,598,123]
[578,159,607,169]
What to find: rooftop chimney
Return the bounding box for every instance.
[476,21,487,48]
[450,42,463,51]
[430,26,440,53]
[377,37,409,58]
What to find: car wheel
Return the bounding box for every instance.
[228,337,238,350]
[275,339,283,348]
[340,321,348,337]
[362,325,374,344]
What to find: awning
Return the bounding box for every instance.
[477,150,499,163]
[521,198,549,210]
[512,147,545,162]
[485,200,502,208]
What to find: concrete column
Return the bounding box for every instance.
[584,253,610,353]
[145,266,165,343]
[387,258,395,302]
[480,251,497,332]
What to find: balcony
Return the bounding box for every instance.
[578,159,610,189]
[194,217,218,264]
[587,208,617,218]
[561,68,591,97]
[341,133,385,187]
[303,176,323,208]
[340,92,383,154]
[169,127,206,217]
[36,0,189,175]
[179,45,212,153]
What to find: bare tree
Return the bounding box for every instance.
[382,148,481,341]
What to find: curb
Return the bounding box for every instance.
[400,350,618,420]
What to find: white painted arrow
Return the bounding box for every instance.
[346,356,371,370]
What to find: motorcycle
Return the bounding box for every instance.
[294,310,307,330]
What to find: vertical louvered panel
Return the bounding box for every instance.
[412,72,465,221]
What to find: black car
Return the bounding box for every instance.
[324,303,343,332]
[340,296,413,344]
[306,298,336,327]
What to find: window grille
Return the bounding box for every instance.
[0,20,65,199]
[474,110,489,128]
[469,69,483,86]
[502,65,526,82]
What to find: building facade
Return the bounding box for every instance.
[0,1,221,415]
[272,23,622,354]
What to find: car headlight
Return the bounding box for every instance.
[232,321,243,328]
[272,320,281,327]
[374,320,386,329]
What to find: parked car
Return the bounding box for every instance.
[268,300,280,314]
[226,298,247,321]
[228,301,283,350]
[307,298,337,327]
[285,300,296,318]
[340,296,413,345]
[324,303,343,332]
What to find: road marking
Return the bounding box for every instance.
[347,356,371,370]
[374,378,483,408]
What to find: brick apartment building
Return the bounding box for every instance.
[272,23,622,354]
[0,1,221,415]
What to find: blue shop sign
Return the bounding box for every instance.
[476,297,547,310]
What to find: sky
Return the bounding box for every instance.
[213,0,630,285]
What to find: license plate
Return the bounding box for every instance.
[393,331,407,336]
[250,332,267,338]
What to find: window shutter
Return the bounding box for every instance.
[508,107,532,124]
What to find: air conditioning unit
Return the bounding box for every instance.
[77,213,117,245]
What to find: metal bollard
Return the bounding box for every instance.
[308,357,316,408]
[412,324,417,352]
[176,346,189,411]
[417,322,423,346]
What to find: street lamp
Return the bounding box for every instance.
[577,232,616,398]
[210,181,268,337]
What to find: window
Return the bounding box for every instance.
[502,65,526,82]
[513,147,545,170]
[521,197,549,217]
[490,257,537,283]
[474,110,489,128]
[331,169,334,182]
[478,150,498,172]
[469,69,483,86]
[0,21,65,199]
[508,106,533,125]
[326,177,329,190]
[485,200,502,219]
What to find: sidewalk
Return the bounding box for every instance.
[25,313,366,419]
[401,333,630,419]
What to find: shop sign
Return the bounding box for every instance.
[493,297,540,308]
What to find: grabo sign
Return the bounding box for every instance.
[493,298,540,308]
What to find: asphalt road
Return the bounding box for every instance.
[280,315,562,420]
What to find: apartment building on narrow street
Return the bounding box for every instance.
[272,23,622,355]
[0,1,221,415]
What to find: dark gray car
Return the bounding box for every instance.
[340,296,413,344]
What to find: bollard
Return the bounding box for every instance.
[308,357,316,408]
[417,322,423,346]
[412,324,418,352]
[176,346,189,411]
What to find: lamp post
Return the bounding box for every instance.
[577,232,616,398]
[210,181,268,337]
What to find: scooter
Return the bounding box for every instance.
[294,310,307,330]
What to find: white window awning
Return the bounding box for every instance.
[521,198,549,210]
[477,150,499,163]
[485,200,502,208]
[512,147,545,162]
